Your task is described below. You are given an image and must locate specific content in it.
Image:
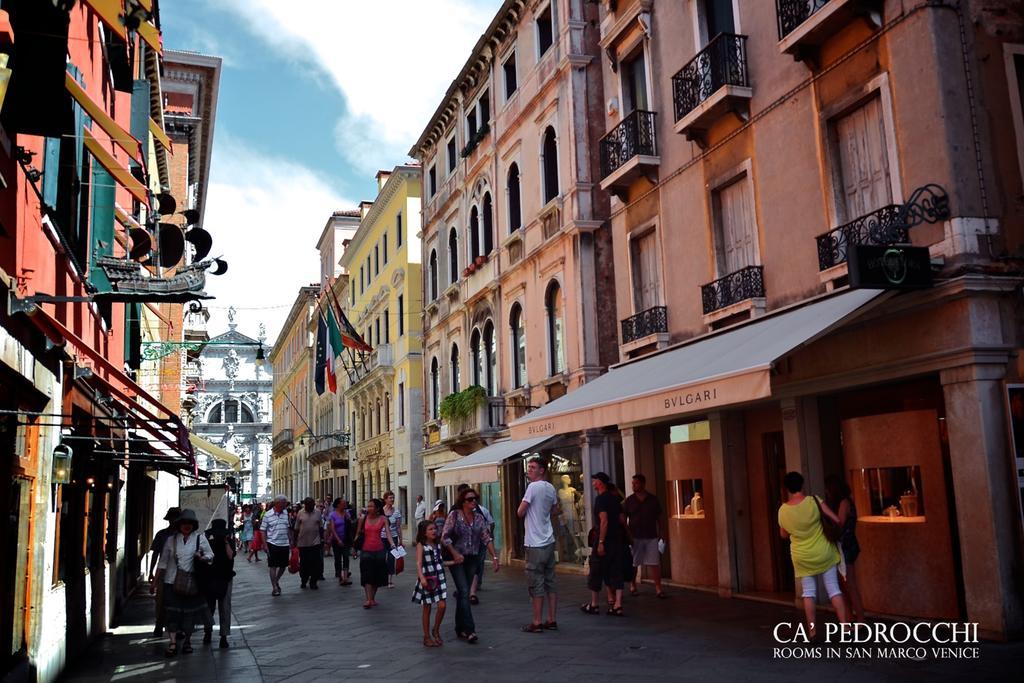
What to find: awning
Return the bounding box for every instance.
[149,117,172,153]
[509,289,885,439]
[189,434,241,472]
[136,20,161,54]
[82,0,128,41]
[434,436,551,487]
[28,308,195,471]
[66,73,143,164]
[83,128,149,205]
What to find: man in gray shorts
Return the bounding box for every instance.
[517,456,560,632]
[623,473,667,597]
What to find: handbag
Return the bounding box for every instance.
[395,556,405,575]
[813,496,843,544]
[288,546,300,574]
[353,516,365,551]
[173,534,201,597]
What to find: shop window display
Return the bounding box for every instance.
[507,447,587,565]
[852,466,924,521]
[669,478,705,519]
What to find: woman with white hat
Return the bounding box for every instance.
[155,509,214,657]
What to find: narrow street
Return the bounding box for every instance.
[63,555,1023,682]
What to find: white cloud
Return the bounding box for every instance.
[201,137,353,342]
[222,0,497,173]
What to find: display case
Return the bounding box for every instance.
[669,478,706,519]
[852,465,925,523]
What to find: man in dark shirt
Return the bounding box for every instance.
[582,472,625,616]
[623,474,666,597]
[147,507,180,636]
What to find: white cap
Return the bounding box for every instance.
[432,499,445,511]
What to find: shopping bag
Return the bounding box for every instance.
[395,556,405,575]
[288,546,300,574]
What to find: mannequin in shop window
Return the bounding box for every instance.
[557,475,584,560]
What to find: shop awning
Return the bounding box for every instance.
[509,289,886,439]
[149,117,172,153]
[27,308,195,471]
[81,0,128,41]
[83,128,149,205]
[66,73,143,164]
[434,436,552,487]
[189,434,241,472]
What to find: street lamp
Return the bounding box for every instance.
[52,443,73,484]
[255,343,266,368]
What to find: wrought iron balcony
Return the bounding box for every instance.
[776,0,883,63]
[621,306,668,345]
[599,109,659,193]
[815,184,951,271]
[816,204,905,271]
[672,33,751,144]
[701,265,765,315]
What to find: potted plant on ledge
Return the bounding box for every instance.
[439,385,488,436]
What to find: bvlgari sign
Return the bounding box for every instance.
[848,245,932,290]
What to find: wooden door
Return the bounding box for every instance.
[834,96,892,222]
[716,176,757,275]
[630,230,661,312]
[763,431,794,594]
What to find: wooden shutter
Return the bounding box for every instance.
[834,97,892,222]
[631,231,661,311]
[716,176,757,275]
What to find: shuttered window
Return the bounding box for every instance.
[630,230,661,312]
[832,96,892,223]
[713,175,758,275]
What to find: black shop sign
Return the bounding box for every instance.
[848,245,933,290]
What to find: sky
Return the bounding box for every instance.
[159,0,502,342]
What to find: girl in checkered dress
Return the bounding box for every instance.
[412,520,448,646]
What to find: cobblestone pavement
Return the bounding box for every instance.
[63,549,1023,682]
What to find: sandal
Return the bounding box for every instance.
[521,623,544,633]
[432,628,443,645]
[466,633,478,644]
[629,587,639,596]
[607,606,624,617]
[164,644,177,658]
[469,595,479,605]
[543,621,558,630]
[656,591,669,599]
[580,603,600,615]
[423,636,438,647]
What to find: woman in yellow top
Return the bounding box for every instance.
[778,471,849,638]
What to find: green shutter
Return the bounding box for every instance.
[89,165,115,292]
[130,79,150,169]
[41,137,60,209]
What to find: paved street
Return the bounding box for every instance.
[61,551,1023,682]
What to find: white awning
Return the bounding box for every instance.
[433,436,552,487]
[189,434,241,472]
[509,288,885,439]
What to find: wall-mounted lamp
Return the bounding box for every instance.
[52,443,73,484]
[255,343,266,368]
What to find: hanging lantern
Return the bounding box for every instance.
[52,443,73,484]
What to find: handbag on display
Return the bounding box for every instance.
[173,534,201,597]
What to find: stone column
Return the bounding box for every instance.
[621,427,636,486]
[941,364,1023,638]
[580,429,615,533]
[782,397,825,495]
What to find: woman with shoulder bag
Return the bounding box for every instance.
[155,509,214,657]
[357,499,396,609]
[441,488,500,644]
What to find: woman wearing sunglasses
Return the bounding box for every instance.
[441,487,500,644]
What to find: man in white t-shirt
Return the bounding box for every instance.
[414,495,427,524]
[517,457,560,632]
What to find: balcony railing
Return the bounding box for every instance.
[621,306,668,344]
[672,33,749,123]
[777,0,832,40]
[701,265,765,315]
[599,109,657,180]
[272,428,294,452]
[816,204,906,271]
[815,184,951,271]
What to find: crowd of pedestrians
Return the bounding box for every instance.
[147,458,863,654]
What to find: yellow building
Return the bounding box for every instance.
[269,286,318,501]
[340,166,423,533]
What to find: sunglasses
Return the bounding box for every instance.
[466,497,478,502]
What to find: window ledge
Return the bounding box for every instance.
[540,373,568,388]
[702,297,766,327]
[620,331,670,358]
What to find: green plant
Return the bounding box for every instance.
[439,385,488,422]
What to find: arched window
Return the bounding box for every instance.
[429,249,438,300]
[469,206,481,260]
[507,163,522,232]
[482,192,494,254]
[546,281,565,375]
[471,328,483,388]
[224,399,239,423]
[483,319,496,396]
[450,343,461,393]
[542,126,559,204]
[208,403,222,423]
[240,403,255,423]
[510,303,526,389]
[448,227,459,284]
[430,357,440,419]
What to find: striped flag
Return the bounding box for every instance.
[327,286,372,352]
